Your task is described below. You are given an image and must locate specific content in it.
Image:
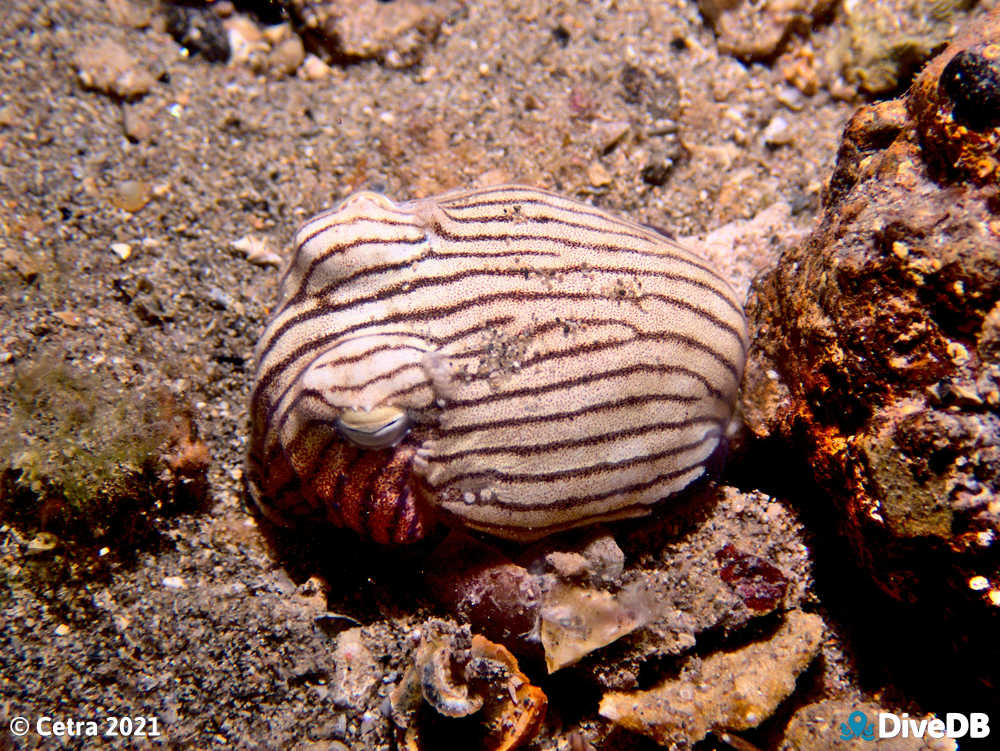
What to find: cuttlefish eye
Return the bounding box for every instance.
[335,406,411,449]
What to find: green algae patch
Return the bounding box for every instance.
[0,357,209,554]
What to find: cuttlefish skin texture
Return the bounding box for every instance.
[247,185,748,544]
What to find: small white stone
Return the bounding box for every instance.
[300,54,331,81]
[969,575,989,591]
[55,624,70,636]
[110,242,132,260]
[162,575,187,590]
[947,341,970,366]
[232,235,282,267]
[762,116,792,146]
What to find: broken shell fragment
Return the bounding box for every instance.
[392,622,547,751]
[421,639,484,718]
[470,635,548,751]
[540,584,647,673]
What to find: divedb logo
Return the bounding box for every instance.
[840,710,991,741]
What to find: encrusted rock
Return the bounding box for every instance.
[840,0,977,95]
[779,699,958,751]
[164,5,231,62]
[743,10,1000,609]
[698,0,836,61]
[426,487,813,695]
[0,360,209,553]
[599,610,825,748]
[911,12,1000,183]
[74,38,156,99]
[289,0,454,68]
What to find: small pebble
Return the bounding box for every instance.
[225,16,267,66]
[52,310,82,327]
[162,576,187,590]
[74,38,155,98]
[232,235,282,267]
[969,575,989,591]
[111,180,151,212]
[762,115,792,146]
[269,35,305,77]
[948,341,970,366]
[587,161,612,187]
[110,242,132,260]
[640,161,672,186]
[359,711,379,735]
[122,105,153,142]
[262,22,290,45]
[106,0,152,28]
[300,54,332,80]
[593,119,630,153]
[54,624,71,636]
[2,247,40,281]
[25,533,58,555]
[474,168,510,187]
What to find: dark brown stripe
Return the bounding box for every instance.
[298,263,744,348]
[377,360,731,413]
[509,333,734,397]
[435,433,717,488]
[298,215,420,253]
[257,289,742,388]
[440,392,710,436]
[302,254,743,320]
[448,459,705,513]
[428,220,732,288]
[279,222,426,294]
[432,190,727,279]
[314,362,423,394]
[428,415,721,464]
[292,248,562,306]
[315,341,431,371]
[453,502,651,538]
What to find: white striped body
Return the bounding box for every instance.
[247,185,748,543]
